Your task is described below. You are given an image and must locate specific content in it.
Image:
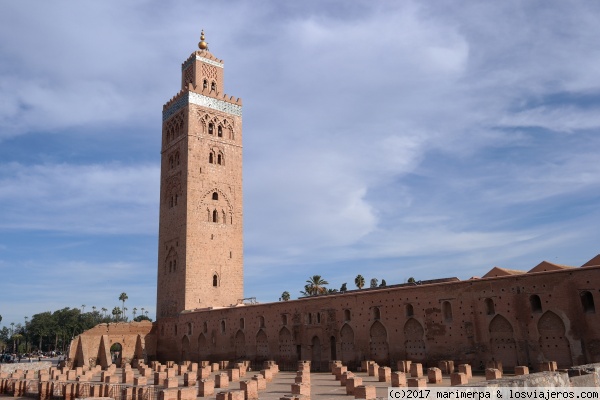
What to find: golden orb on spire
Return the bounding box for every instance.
[198,30,208,50]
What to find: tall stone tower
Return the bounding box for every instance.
[157,31,243,318]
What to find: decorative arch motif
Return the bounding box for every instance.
[164,111,185,145]
[538,311,572,368]
[164,247,178,275]
[278,327,294,360]
[404,318,425,361]
[256,329,269,360]
[489,314,518,369]
[369,320,389,364]
[311,336,322,371]
[181,335,190,361]
[234,330,246,359]
[197,333,208,360]
[198,112,236,140]
[201,188,233,225]
[340,323,355,364]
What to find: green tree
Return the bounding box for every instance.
[119,293,128,320]
[370,278,378,288]
[379,279,387,287]
[28,311,55,352]
[340,283,347,292]
[281,291,290,301]
[133,315,152,322]
[112,307,122,321]
[355,274,365,289]
[301,275,329,296]
[408,277,416,284]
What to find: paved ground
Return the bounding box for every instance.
[212,369,491,399]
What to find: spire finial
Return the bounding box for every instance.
[198,29,208,51]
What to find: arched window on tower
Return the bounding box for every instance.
[212,192,218,201]
[344,309,351,321]
[218,126,223,137]
[212,209,218,223]
[213,274,218,287]
[209,153,214,164]
[208,123,214,135]
[211,81,216,91]
[217,154,222,165]
[203,79,208,89]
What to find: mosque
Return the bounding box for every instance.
[68,31,600,373]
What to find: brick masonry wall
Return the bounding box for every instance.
[154,265,600,368]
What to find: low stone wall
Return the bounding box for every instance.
[464,371,571,387]
[568,363,600,387]
[0,361,52,374]
[462,363,600,388]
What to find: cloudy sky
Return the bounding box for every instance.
[1,1,599,327]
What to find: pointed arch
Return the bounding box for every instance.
[234,330,246,359]
[311,336,322,371]
[404,318,425,361]
[278,327,294,360]
[489,314,518,369]
[538,311,572,368]
[198,333,208,360]
[369,320,388,364]
[181,335,190,361]
[256,329,269,360]
[340,323,355,364]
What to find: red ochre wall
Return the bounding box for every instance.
[152,264,600,371]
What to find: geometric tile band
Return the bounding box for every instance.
[163,92,242,121]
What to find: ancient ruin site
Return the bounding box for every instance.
[1,29,599,400]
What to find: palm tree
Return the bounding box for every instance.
[302,275,328,296]
[141,307,145,317]
[119,293,128,320]
[112,307,122,321]
[133,308,138,319]
[81,304,86,313]
[101,307,107,318]
[355,274,365,290]
[281,291,290,301]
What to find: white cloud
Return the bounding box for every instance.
[0,162,159,234]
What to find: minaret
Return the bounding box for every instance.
[157,30,243,318]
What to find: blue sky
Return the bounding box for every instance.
[1,1,600,327]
